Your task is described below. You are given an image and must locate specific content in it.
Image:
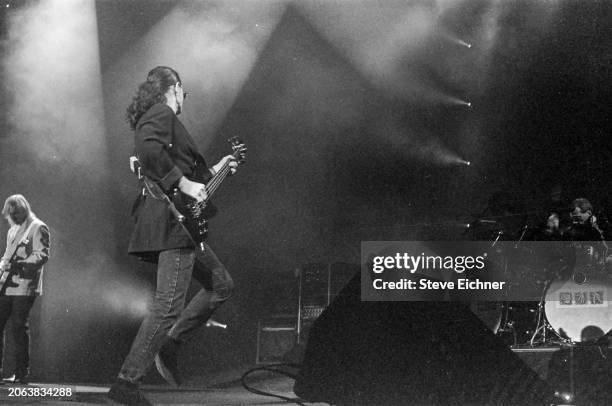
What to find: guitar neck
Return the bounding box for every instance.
[201,138,245,201]
[205,159,232,198]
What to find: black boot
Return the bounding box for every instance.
[107,378,152,406]
[155,338,182,387]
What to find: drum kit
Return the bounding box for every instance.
[469,220,612,347]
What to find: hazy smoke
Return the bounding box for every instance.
[103,0,286,151]
[381,117,464,166]
[3,0,107,172]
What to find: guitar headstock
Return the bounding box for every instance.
[228,137,247,164]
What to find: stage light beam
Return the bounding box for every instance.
[446,97,472,107]
[103,1,286,151]
[454,158,471,166]
[458,39,471,48]
[453,37,472,49]
[4,0,107,170]
[438,30,472,49]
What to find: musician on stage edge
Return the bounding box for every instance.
[108,66,238,405]
[0,194,50,384]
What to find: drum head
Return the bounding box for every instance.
[545,276,612,342]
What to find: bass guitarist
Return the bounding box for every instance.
[108,66,238,406]
[0,194,50,384]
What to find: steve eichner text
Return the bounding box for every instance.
[371,253,486,274]
[372,278,506,290]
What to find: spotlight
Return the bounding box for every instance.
[553,390,574,404]
[454,158,472,166]
[448,97,472,107]
[452,38,472,48]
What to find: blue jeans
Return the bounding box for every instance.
[118,244,233,383]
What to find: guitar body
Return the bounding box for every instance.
[0,253,24,293]
[0,264,21,291]
[171,189,211,251]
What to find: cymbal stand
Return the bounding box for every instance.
[529,302,547,346]
[493,250,516,344]
[530,279,556,346]
[514,225,528,249]
[497,302,518,346]
[491,230,503,247]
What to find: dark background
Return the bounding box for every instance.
[0,0,610,383]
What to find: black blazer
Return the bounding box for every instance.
[128,103,212,260]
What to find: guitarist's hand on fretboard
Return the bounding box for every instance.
[212,155,238,176]
[178,177,208,202]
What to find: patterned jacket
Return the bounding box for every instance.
[0,216,50,296]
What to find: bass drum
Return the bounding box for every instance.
[545,274,612,342]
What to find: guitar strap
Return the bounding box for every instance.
[141,175,199,249]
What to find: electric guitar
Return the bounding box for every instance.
[0,240,27,292]
[143,137,247,251]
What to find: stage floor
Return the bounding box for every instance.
[0,376,325,406]
[2,344,611,405]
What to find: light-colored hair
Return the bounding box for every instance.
[2,194,32,225]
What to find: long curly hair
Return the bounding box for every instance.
[126,66,182,130]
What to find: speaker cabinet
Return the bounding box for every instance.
[255,315,296,364]
[294,272,555,405]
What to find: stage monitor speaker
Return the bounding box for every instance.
[255,315,297,364]
[515,346,612,406]
[294,272,556,405]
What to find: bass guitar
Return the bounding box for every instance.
[142,137,247,251]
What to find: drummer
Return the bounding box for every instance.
[543,198,604,240]
[564,198,607,242]
[540,197,610,277]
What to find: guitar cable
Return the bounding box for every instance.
[240,362,309,406]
